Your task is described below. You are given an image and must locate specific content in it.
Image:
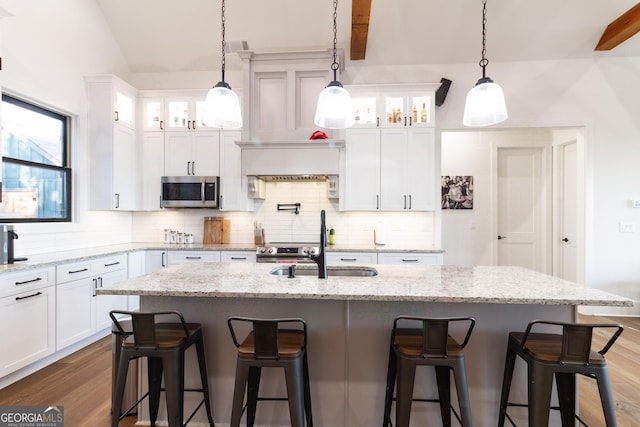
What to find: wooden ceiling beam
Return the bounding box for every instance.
[351,0,372,60]
[595,2,640,50]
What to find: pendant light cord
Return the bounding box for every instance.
[331,0,339,81]
[220,0,227,82]
[479,0,489,79]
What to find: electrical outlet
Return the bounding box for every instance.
[619,222,636,233]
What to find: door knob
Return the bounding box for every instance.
[562,237,569,243]
[497,235,506,240]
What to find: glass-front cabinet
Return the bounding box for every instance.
[347,85,435,129]
[141,92,211,132]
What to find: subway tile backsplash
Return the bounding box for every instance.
[132,181,436,247]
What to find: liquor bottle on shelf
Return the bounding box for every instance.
[412,104,418,123]
[420,103,428,123]
[395,108,403,123]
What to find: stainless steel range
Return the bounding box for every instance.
[255,243,320,263]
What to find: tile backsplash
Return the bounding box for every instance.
[132,181,436,247]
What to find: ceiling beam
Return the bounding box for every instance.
[351,0,372,60]
[595,2,640,50]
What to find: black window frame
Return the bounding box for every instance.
[1,93,72,223]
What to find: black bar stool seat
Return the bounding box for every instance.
[383,315,476,427]
[497,319,624,427]
[110,310,215,427]
[227,316,313,427]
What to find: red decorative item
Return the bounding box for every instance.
[310,130,328,140]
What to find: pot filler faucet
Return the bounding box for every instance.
[310,209,328,278]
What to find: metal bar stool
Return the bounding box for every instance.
[497,319,624,427]
[382,315,476,427]
[110,310,215,427]
[227,316,313,427]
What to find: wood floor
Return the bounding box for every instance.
[0,315,638,426]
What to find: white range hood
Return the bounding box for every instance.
[237,140,344,177]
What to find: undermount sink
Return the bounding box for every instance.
[270,265,378,277]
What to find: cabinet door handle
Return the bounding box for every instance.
[376,117,380,127]
[161,251,167,267]
[160,120,164,130]
[92,278,97,297]
[185,256,202,260]
[562,237,569,243]
[497,235,506,240]
[187,161,192,175]
[99,277,103,288]
[191,162,196,175]
[114,111,119,122]
[160,195,163,209]
[15,277,42,286]
[188,120,192,130]
[104,261,120,267]
[402,259,419,263]
[404,116,407,126]
[192,120,196,130]
[408,195,412,209]
[231,257,247,260]
[68,268,89,274]
[115,193,120,209]
[376,195,380,210]
[404,195,407,209]
[409,116,413,126]
[340,258,357,262]
[16,291,42,301]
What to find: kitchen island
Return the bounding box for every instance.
[98,262,632,426]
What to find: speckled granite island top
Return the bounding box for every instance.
[98,262,632,307]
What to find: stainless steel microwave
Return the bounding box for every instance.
[161,176,219,208]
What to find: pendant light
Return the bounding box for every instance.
[205,0,242,129]
[314,0,354,130]
[463,0,508,127]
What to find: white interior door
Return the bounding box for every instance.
[497,147,545,272]
[558,142,578,282]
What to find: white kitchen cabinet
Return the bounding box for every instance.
[140,132,165,210]
[342,121,436,211]
[380,127,436,210]
[0,268,56,377]
[220,251,256,263]
[56,255,128,350]
[377,252,443,265]
[219,130,250,211]
[127,251,146,311]
[326,252,377,265]
[164,131,220,176]
[146,250,168,272]
[86,75,139,210]
[167,250,221,266]
[342,128,381,210]
[348,85,435,129]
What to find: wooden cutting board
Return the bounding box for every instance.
[204,217,230,244]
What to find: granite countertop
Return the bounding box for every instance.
[97,262,633,307]
[0,243,444,274]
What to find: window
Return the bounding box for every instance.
[1,94,71,222]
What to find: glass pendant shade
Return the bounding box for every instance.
[205,82,243,129]
[314,82,355,129]
[462,78,508,127]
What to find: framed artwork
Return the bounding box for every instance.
[441,176,473,209]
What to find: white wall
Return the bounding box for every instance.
[0,0,134,256]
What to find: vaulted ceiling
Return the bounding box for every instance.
[95,0,640,74]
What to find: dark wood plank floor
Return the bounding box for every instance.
[0,315,638,426]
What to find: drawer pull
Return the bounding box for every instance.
[16,291,43,301]
[15,277,43,286]
[104,262,120,267]
[185,256,202,260]
[231,257,247,260]
[340,258,357,262]
[68,268,89,274]
[402,259,419,262]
